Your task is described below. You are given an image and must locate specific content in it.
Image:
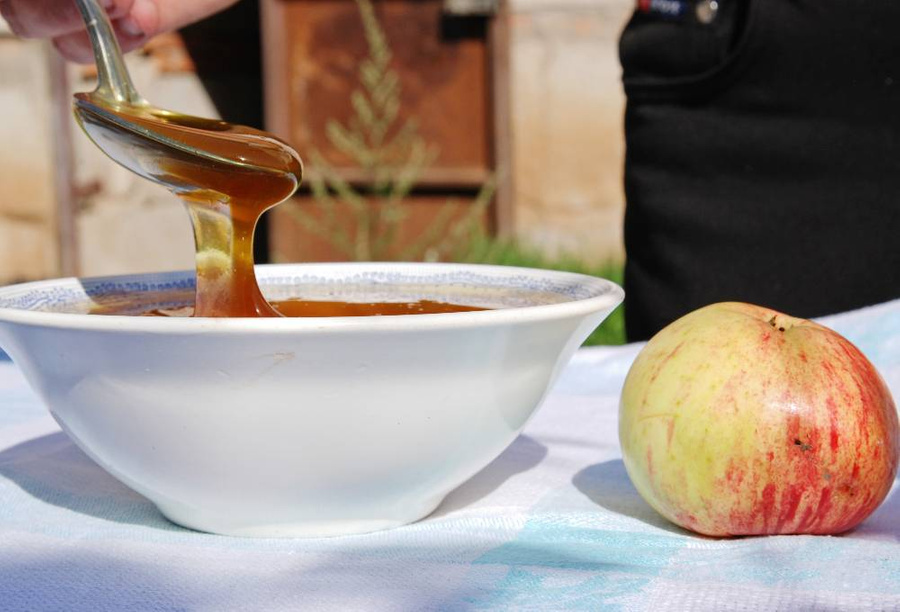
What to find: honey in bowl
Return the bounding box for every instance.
[74,94,302,318]
[91,299,487,317]
[271,299,486,317]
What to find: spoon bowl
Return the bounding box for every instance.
[73,93,303,195]
[71,0,302,185]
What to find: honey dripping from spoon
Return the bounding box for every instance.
[70,0,302,317]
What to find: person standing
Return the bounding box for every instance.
[621,0,900,340]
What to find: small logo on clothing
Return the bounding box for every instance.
[637,0,687,19]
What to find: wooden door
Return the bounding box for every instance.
[261,0,511,262]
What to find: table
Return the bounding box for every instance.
[2,301,900,611]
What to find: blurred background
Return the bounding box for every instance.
[0,0,631,342]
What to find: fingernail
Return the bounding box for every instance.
[120,15,143,37]
[101,0,115,10]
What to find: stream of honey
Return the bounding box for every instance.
[75,96,483,318]
[76,95,299,317]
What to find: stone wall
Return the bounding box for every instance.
[508,0,632,264]
[0,20,205,283]
[0,27,59,284]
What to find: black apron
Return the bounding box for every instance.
[621,0,900,340]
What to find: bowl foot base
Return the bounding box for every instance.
[154,497,445,538]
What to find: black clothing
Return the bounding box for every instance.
[621,0,900,341]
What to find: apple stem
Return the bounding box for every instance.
[768,316,787,333]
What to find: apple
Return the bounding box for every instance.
[619,302,899,536]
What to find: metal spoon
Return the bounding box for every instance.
[71,0,303,317]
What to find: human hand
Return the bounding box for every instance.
[0,0,239,62]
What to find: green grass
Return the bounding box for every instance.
[451,235,625,346]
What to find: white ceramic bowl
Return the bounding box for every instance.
[0,263,622,537]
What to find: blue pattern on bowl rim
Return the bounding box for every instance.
[0,263,620,314]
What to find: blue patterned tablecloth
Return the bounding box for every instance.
[1,302,899,611]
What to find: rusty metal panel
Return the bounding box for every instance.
[263,0,492,189]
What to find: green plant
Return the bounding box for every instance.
[284,0,494,261]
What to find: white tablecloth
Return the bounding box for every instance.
[2,302,900,611]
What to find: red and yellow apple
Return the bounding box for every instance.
[619,302,899,536]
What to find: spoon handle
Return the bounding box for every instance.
[73,0,144,105]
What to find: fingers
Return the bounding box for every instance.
[1,0,238,64]
[1,0,141,64]
[53,22,146,64]
[0,0,132,39]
